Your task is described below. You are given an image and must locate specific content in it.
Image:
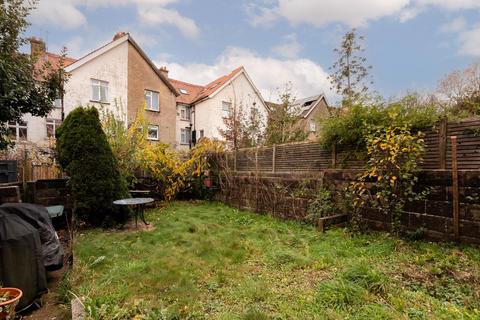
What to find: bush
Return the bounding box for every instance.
[56,107,130,226]
[318,99,439,150]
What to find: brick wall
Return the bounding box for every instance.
[217,170,480,244]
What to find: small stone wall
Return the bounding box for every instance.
[217,170,480,244]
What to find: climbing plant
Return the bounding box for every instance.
[348,126,426,234]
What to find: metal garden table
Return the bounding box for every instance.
[113,197,154,227]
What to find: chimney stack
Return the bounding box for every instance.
[113,31,127,41]
[159,66,169,78]
[30,37,46,57]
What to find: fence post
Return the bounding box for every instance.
[272,144,276,173]
[439,118,448,169]
[332,144,337,169]
[451,136,460,241]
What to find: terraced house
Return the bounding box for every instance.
[17,33,268,150]
[21,32,179,146]
[170,66,268,150]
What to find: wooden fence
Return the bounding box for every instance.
[225,119,480,172]
[19,161,65,183]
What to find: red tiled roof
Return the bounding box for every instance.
[170,66,244,105]
[169,78,205,104]
[34,52,77,80]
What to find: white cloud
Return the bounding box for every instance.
[271,34,302,59]
[249,0,410,28]
[440,17,466,33]
[458,25,480,56]
[157,47,333,101]
[29,0,86,29]
[137,5,199,39]
[248,0,480,27]
[29,0,199,39]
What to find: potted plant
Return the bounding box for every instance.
[0,287,22,320]
[203,170,212,188]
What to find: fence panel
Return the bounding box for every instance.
[226,119,480,173]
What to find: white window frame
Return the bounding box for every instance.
[7,121,28,141]
[147,125,159,141]
[222,101,232,116]
[180,128,189,145]
[91,79,109,103]
[46,119,62,138]
[180,105,191,121]
[53,98,62,109]
[145,90,160,112]
[309,119,316,132]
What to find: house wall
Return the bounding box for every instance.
[176,104,192,151]
[194,72,268,140]
[127,43,177,146]
[64,41,129,121]
[299,98,330,141]
[21,107,62,145]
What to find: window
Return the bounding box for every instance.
[91,79,109,103]
[7,121,28,141]
[222,101,232,116]
[147,125,159,140]
[46,119,62,138]
[181,128,191,145]
[309,119,316,132]
[54,98,62,108]
[179,88,188,94]
[145,90,159,111]
[199,130,204,138]
[180,106,191,121]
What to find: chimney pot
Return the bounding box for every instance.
[113,31,127,41]
[159,66,169,78]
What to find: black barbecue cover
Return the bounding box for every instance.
[0,203,64,270]
[0,209,48,310]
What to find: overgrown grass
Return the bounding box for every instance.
[71,201,480,319]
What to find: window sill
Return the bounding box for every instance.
[90,100,110,105]
[146,108,160,113]
[147,138,159,141]
[180,118,191,121]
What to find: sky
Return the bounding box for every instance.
[26,0,480,104]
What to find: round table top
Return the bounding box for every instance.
[113,197,155,205]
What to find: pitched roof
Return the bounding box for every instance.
[266,94,329,118]
[33,52,77,81]
[64,33,179,96]
[170,66,244,105]
[169,79,205,104]
[291,94,324,117]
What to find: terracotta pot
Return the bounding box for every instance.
[0,288,22,320]
[203,178,212,188]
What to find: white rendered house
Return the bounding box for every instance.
[170,66,268,149]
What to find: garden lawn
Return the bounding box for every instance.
[71,201,480,319]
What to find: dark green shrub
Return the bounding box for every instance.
[56,107,130,226]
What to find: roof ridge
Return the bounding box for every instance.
[169,78,205,88]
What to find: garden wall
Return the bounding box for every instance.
[216,170,480,244]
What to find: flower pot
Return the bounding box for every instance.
[203,178,212,188]
[0,288,23,320]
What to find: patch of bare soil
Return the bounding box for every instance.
[21,266,69,320]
